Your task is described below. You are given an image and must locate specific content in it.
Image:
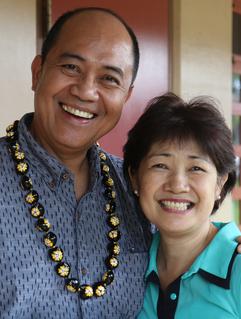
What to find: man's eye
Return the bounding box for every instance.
[60,64,79,75]
[102,75,120,85]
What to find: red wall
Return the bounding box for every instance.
[51,0,169,156]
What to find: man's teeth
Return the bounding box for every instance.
[62,105,94,119]
[161,201,191,211]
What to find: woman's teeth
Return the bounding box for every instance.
[62,104,94,119]
[160,200,192,211]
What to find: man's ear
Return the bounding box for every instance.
[125,85,134,103]
[31,55,43,91]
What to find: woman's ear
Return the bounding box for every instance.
[128,167,139,193]
[216,174,228,199]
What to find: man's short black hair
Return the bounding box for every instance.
[41,7,140,84]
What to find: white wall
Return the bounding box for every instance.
[0,0,36,135]
[171,0,233,221]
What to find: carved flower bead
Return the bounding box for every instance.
[49,247,64,262]
[105,256,119,269]
[16,161,28,174]
[79,285,94,299]
[108,242,120,256]
[25,190,39,204]
[94,283,106,297]
[55,262,71,278]
[107,214,120,228]
[108,229,121,241]
[30,203,45,218]
[13,150,25,161]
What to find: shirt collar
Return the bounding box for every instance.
[145,222,240,289]
[17,113,101,187]
[145,231,160,279]
[184,222,240,288]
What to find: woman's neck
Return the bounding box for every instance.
[157,222,218,290]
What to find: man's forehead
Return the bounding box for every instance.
[61,10,128,35]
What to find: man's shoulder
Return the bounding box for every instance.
[106,152,123,169]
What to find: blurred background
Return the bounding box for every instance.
[0,0,240,223]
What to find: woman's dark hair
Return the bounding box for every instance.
[41,7,139,84]
[123,93,236,213]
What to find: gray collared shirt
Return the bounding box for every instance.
[0,113,150,319]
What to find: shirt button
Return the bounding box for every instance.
[62,173,69,180]
[81,268,87,275]
[170,293,177,300]
[48,180,56,189]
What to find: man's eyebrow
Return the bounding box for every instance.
[104,66,124,78]
[59,52,124,78]
[59,52,86,62]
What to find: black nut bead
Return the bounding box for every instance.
[65,278,80,293]
[105,201,116,214]
[35,217,51,232]
[6,123,15,133]
[25,190,39,204]
[101,163,109,174]
[99,152,107,161]
[93,282,106,297]
[107,229,121,241]
[6,130,17,143]
[20,175,32,190]
[103,176,114,187]
[55,262,71,278]
[43,232,57,248]
[105,256,119,269]
[30,203,45,218]
[8,142,20,153]
[104,188,116,200]
[49,247,64,262]
[107,242,120,256]
[102,270,114,285]
[79,285,94,299]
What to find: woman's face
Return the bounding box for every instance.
[130,139,228,237]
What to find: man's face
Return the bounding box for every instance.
[31,11,134,156]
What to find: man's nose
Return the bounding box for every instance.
[163,171,190,193]
[70,75,98,102]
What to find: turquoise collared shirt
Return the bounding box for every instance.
[137,222,241,319]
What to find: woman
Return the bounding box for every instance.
[123,93,241,318]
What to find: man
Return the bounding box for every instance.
[0,8,149,319]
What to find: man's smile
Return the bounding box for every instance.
[61,103,95,119]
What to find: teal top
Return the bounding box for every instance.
[137,222,241,319]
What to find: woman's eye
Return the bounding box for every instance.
[191,166,205,172]
[153,163,168,169]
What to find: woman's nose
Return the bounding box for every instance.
[163,172,190,193]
